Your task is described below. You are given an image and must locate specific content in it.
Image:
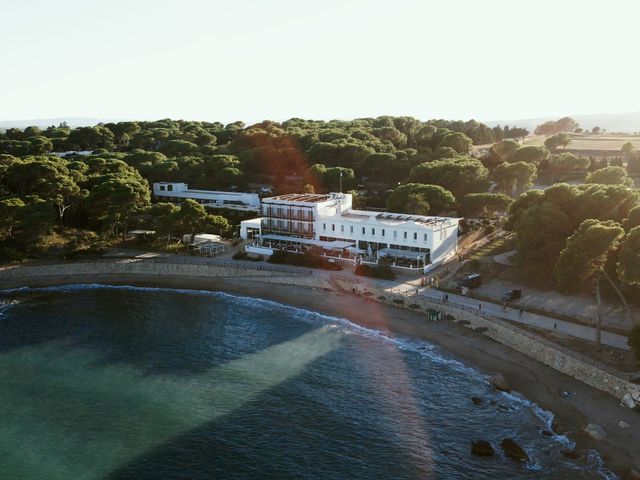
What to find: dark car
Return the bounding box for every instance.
[457,273,482,289]
[503,289,522,301]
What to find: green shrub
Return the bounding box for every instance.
[355,263,396,280]
[267,250,341,270]
[232,251,248,260]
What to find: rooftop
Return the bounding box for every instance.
[326,209,459,229]
[264,193,333,203]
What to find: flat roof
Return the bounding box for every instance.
[264,193,331,203]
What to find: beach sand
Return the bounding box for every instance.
[3,272,639,477]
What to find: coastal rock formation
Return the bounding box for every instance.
[489,373,510,392]
[583,423,606,441]
[560,448,580,459]
[471,440,494,457]
[471,396,483,405]
[500,438,528,462]
[621,393,636,409]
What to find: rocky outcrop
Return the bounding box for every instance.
[500,438,528,462]
[583,423,606,441]
[489,373,510,392]
[471,440,494,457]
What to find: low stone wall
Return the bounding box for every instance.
[0,260,333,290]
[332,276,640,408]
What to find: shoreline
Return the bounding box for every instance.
[2,272,639,478]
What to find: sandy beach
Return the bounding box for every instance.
[2,272,639,478]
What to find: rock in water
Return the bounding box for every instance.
[560,448,580,459]
[617,420,629,429]
[583,423,606,441]
[471,440,494,457]
[489,373,511,392]
[500,438,528,462]
[471,396,483,405]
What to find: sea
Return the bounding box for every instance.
[0,284,617,480]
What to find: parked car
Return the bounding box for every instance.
[457,273,482,289]
[503,289,522,301]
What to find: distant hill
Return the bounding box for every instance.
[0,118,116,130]
[485,112,640,134]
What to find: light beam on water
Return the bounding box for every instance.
[0,327,340,480]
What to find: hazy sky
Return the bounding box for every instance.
[2,0,639,123]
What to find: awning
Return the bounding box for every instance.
[259,234,355,250]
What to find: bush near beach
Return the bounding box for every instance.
[232,251,263,262]
[267,250,342,271]
[354,264,396,280]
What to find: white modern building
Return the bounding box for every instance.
[152,182,261,212]
[241,192,460,272]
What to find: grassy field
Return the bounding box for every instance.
[523,133,640,152]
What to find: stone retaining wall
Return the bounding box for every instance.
[0,261,333,290]
[333,276,640,408]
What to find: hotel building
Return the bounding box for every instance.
[241,192,459,272]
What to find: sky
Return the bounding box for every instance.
[2,0,640,124]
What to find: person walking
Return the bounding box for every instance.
[519,308,523,318]
[445,294,449,303]
[478,303,482,311]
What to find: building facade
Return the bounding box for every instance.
[152,182,260,212]
[242,192,459,272]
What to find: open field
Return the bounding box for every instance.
[524,133,640,152]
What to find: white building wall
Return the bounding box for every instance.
[153,182,260,210]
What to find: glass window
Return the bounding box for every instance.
[413,232,417,240]
[323,223,326,230]
[350,226,354,233]
[167,184,173,191]
[382,229,385,237]
[423,233,428,241]
[341,225,344,232]
[332,224,335,231]
[159,185,165,191]
[371,228,375,236]
[393,230,397,238]
[403,231,407,239]
[362,227,365,235]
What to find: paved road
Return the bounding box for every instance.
[392,284,630,351]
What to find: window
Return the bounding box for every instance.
[323,223,326,231]
[413,232,417,240]
[371,228,375,236]
[350,226,354,233]
[382,229,385,237]
[403,231,407,239]
[393,230,397,239]
[341,225,344,233]
[159,185,165,191]
[167,185,173,191]
[332,224,335,232]
[423,233,428,241]
[362,227,365,235]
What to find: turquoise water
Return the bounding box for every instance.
[0,285,615,479]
